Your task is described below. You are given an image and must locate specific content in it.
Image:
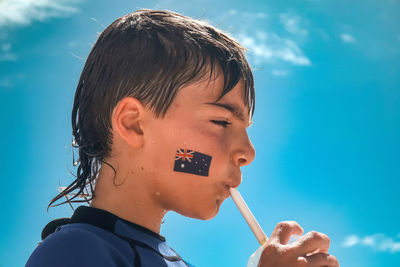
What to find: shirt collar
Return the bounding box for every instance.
[70,205,166,242]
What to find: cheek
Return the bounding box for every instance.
[162,179,221,219]
[153,173,217,210]
[195,124,228,149]
[195,127,230,174]
[145,121,229,184]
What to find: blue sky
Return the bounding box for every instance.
[0,0,399,266]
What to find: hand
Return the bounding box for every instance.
[257,221,339,267]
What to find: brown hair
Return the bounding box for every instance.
[48,9,255,210]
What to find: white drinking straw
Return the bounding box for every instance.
[230,187,268,246]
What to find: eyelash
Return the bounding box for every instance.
[210,120,232,128]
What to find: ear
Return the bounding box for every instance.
[112,97,145,148]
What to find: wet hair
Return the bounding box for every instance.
[48,9,255,210]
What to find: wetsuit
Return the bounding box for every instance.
[26,206,193,266]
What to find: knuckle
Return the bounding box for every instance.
[309,230,319,238]
[260,243,286,262]
[276,221,298,231]
[276,221,288,228]
[327,254,339,265]
[308,231,330,243]
[261,243,280,256]
[262,243,296,259]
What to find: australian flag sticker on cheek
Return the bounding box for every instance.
[174,148,212,177]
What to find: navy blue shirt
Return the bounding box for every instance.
[26,206,193,267]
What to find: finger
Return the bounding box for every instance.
[298,252,339,267]
[290,231,330,255]
[269,221,304,245]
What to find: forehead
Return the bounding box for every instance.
[168,71,250,123]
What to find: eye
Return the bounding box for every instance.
[210,120,231,128]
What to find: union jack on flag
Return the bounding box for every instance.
[174,148,212,177]
[175,149,194,162]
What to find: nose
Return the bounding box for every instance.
[232,132,255,167]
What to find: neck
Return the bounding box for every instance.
[89,165,167,234]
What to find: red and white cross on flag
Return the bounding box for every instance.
[175,149,194,162]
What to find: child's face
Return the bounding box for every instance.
[142,71,255,220]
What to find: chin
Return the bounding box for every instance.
[189,199,223,221]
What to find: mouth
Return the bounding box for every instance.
[224,176,241,190]
[221,174,242,200]
[223,185,230,199]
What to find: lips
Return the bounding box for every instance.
[222,174,242,199]
[225,174,242,189]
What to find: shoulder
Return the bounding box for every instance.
[26,223,132,267]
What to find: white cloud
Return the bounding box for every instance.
[279,13,308,36]
[254,12,268,19]
[1,43,11,51]
[0,0,81,27]
[362,236,375,246]
[343,234,400,253]
[0,31,6,40]
[0,43,17,61]
[219,10,310,66]
[0,53,17,61]
[272,69,288,77]
[225,9,267,21]
[68,40,78,48]
[237,31,311,66]
[0,78,10,87]
[341,33,356,43]
[228,9,238,16]
[343,235,359,247]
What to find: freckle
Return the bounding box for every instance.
[140,166,144,170]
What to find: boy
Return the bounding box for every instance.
[26,9,339,267]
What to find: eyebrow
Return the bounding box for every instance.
[205,102,253,126]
